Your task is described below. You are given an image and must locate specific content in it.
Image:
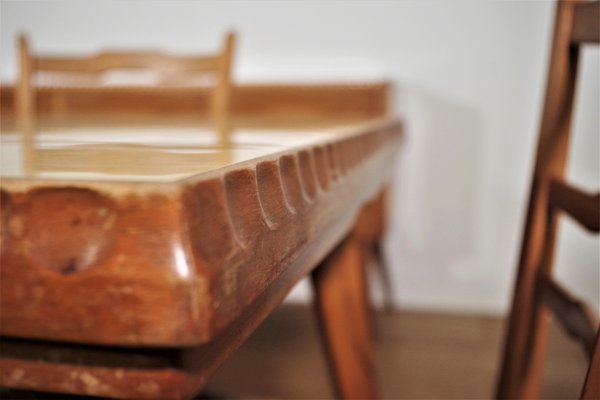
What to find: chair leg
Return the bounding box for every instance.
[311,234,376,399]
[372,240,395,312]
[581,332,600,399]
[496,245,554,399]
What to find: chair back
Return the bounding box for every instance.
[16,32,236,174]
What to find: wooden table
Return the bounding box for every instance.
[0,86,402,399]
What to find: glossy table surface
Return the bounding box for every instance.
[0,117,402,398]
[1,123,366,182]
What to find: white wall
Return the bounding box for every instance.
[1,0,597,315]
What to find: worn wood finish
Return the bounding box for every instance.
[0,83,390,131]
[0,118,402,398]
[15,32,236,172]
[310,191,388,400]
[496,1,599,399]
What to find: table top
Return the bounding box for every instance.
[1,116,402,398]
[1,123,365,182]
[1,117,401,342]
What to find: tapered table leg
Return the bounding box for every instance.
[311,232,376,399]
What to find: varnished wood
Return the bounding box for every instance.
[16,35,35,175]
[0,117,403,398]
[571,1,600,44]
[1,83,391,131]
[34,52,219,74]
[312,234,376,399]
[15,32,236,173]
[496,1,599,399]
[538,275,598,357]
[309,190,389,399]
[549,179,600,232]
[213,32,235,147]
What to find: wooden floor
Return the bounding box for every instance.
[207,304,589,399]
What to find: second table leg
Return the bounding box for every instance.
[311,228,376,399]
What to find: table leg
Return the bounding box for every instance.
[311,225,377,399]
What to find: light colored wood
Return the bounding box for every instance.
[0,118,402,398]
[35,52,219,74]
[16,35,35,175]
[0,83,391,131]
[0,120,391,180]
[0,129,292,180]
[14,32,236,171]
[213,32,235,147]
[571,1,600,43]
[496,1,599,399]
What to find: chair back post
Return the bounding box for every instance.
[496,1,599,398]
[16,34,36,175]
[15,32,236,172]
[213,31,236,148]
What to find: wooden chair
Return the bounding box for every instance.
[496,1,599,399]
[16,32,236,174]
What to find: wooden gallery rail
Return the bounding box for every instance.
[0,83,403,399]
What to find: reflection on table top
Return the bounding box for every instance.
[0,122,378,182]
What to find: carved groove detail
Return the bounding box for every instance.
[298,150,318,200]
[278,154,308,213]
[201,124,405,255]
[182,122,402,337]
[256,161,292,228]
[0,120,403,347]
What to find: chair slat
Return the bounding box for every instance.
[571,1,600,44]
[16,32,235,174]
[497,1,599,398]
[35,52,219,74]
[549,180,600,232]
[538,275,599,358]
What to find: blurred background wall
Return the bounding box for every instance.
[1,0,597,316]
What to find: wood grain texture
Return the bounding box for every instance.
[0,119,402,399]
